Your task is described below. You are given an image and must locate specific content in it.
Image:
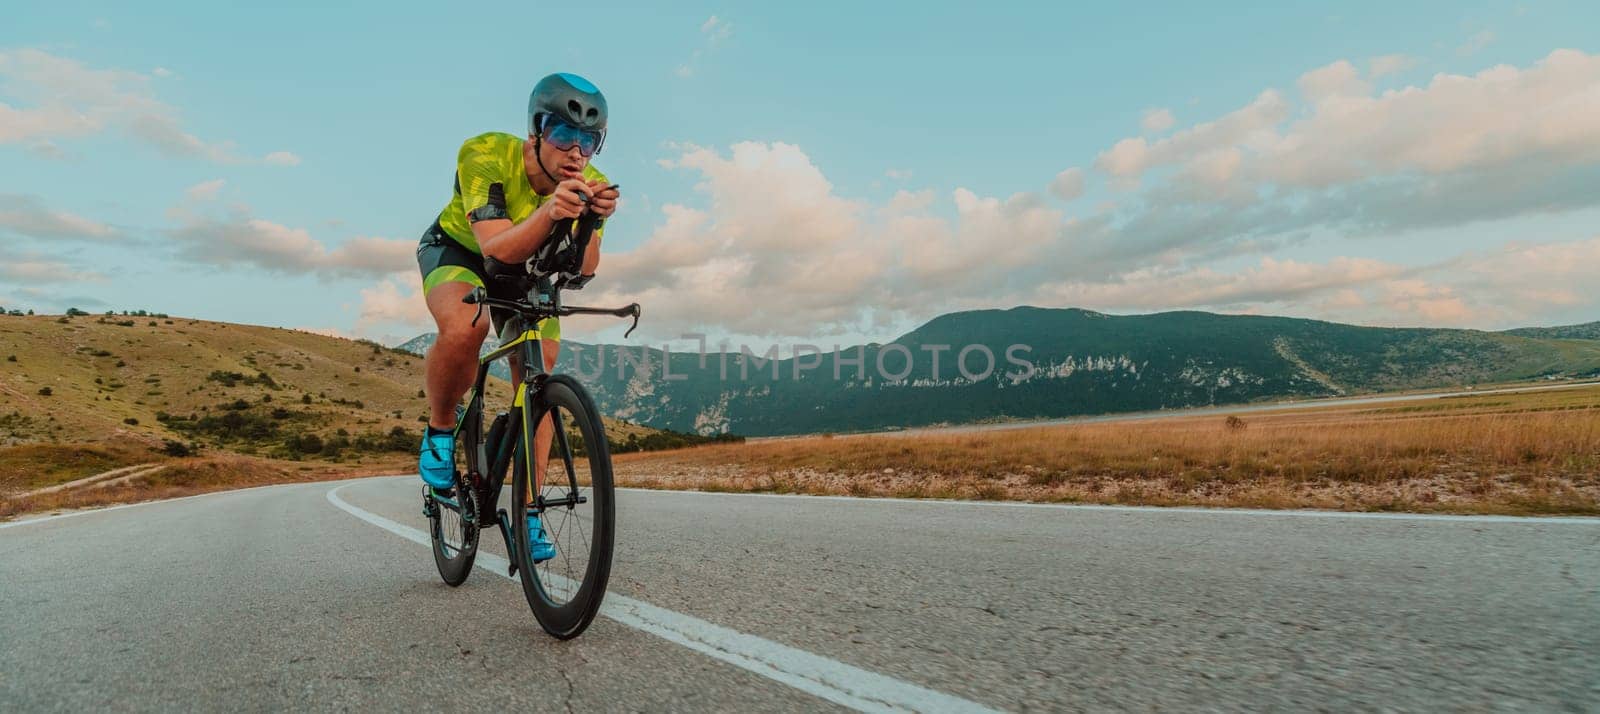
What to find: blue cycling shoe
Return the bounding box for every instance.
[527,513,558,564]
[419,427,456,490]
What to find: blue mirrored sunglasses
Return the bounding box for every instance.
[540,116,604,157]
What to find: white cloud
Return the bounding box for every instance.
[25,140,66,160]
[151,67,172,78]
[1459,31,1495,56]
[184,179,226,202]
[678,15,733,78]
[1039,255,1406,312]
[1048,167,1085,201]
[701,15,733,42]
[1296,59,1369,101]
[885,168,913,180]
[1141,108,1175,132]
[593,119,1600,341]
[0,194,118,241]
[0,49,282,164]
[1096,89,1290,180]
[355,273,431,334]
[264,151,301,167]
[0,251,106,284]
[168,206,413,279]
[0,259,103,284]
[1368,54,1413,78]
[1095,49,1600,202]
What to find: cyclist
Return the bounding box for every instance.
[415,72,619,561]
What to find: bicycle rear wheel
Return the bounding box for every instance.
[427,408,480,586]
[511,374,615,639]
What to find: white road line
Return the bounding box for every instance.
[616,487,1600,525]
[325,484,1001,714]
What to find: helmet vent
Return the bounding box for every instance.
[586,108,598,119]
[568,100,582,114]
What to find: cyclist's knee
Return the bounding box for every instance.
[437,313,489,352]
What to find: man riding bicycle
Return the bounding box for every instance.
[415,72,619,562]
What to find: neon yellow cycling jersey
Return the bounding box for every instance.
[436,131,609,255]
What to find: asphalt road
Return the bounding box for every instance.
[2,476,1597,711]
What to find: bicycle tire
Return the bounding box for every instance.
[428,409,481,586]
[511,374,616,639]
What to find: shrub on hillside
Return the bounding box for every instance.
[161,409,280,442]
[206,370,279,389]
[285,433,324,455]
[161,439,196,457]
[352,426,413,453]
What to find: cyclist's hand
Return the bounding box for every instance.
[586,180,620,218]
[541,179,590,221]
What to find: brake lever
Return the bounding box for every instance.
[622,303,641,339]
[462,287,487,328]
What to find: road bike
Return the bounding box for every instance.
[422,210,639,639]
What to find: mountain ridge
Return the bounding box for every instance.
[397,306,1600,436]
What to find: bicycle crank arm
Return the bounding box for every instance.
[537,493,589,510]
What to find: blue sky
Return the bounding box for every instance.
[2,1,1598,347]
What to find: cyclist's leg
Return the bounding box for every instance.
[418,230,492,430]
[425,283,488,429]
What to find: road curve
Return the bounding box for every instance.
[2,476,1597,711]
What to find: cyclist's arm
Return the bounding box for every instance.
[580,228,602,275]
[578,180,617,276]
[477,179,592,263]
[474,211,555,264]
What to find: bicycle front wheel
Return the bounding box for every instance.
[511,374,616,639]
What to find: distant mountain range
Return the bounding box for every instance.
[397,308,1600,437]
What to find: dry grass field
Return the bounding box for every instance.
[614,384,1600,515]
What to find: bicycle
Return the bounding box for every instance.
[422,209,640,640]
